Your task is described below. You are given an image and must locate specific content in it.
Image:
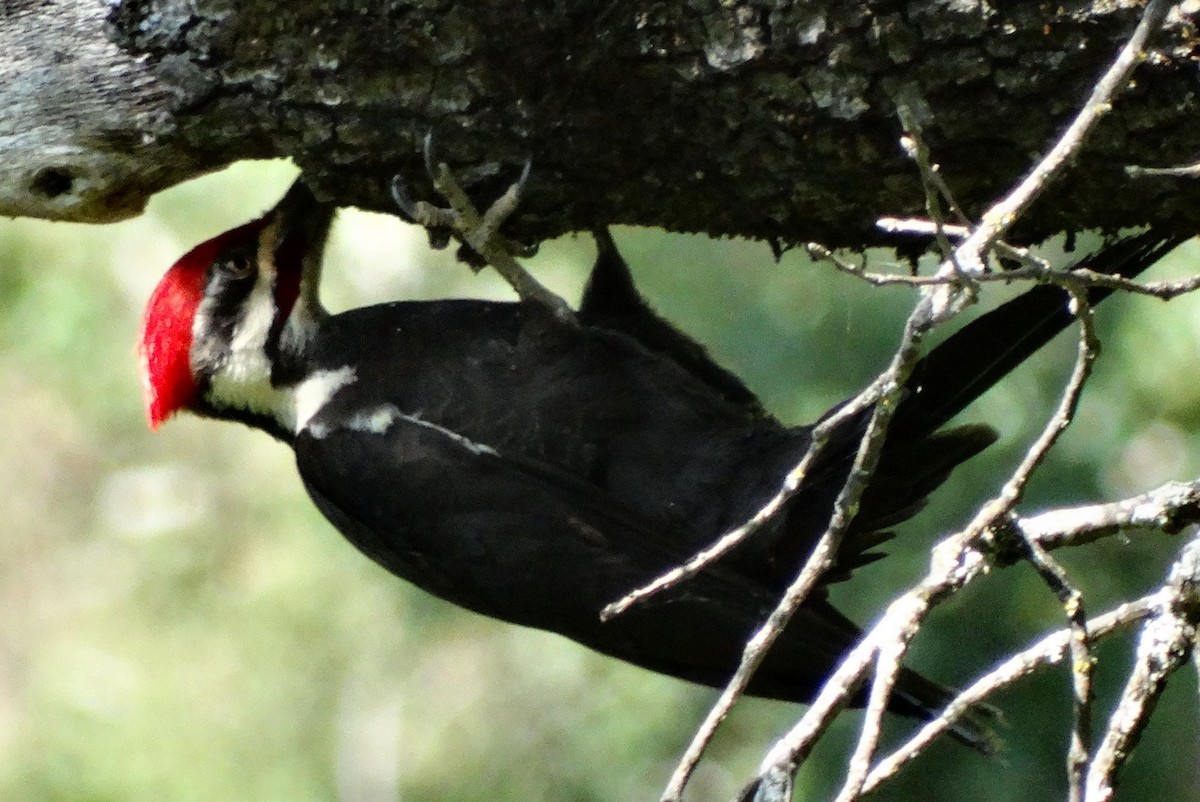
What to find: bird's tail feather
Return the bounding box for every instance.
[844,232,1185,536]
[893,232,1187,439]
[892,665,1002,754]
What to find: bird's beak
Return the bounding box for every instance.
[268,179,336,316]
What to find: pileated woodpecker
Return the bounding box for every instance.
[139,180,1183,750]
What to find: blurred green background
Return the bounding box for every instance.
[1,160,1198,801]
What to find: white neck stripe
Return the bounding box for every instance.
[293,367,357,433]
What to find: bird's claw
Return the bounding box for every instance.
[390,133,571,322]
[421,129,437,178]
[389,172,459,230]
[389,174,420,223]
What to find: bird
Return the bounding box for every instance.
[138,178,1185,751]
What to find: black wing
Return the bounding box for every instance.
[581,228,766,414]
[296,407,833,667]
[293,403,982,734]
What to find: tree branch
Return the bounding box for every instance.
[3,2,1198,246]
[1085,534,1200,801]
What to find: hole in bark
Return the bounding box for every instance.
[31,167,75,198]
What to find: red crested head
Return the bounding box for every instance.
[138,220,266,429]
[138,180,332,431]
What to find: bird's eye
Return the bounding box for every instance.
[217,254,255,280]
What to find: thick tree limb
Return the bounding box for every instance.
[3,1,1199,247]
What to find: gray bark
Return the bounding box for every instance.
[3,1,1198,248]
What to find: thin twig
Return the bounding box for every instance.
[933,0,1169,308]
[859,484,1200,793]
[833,624,915,802]
[651,6,1174,797]
[876,218,970,239]
[751,4,1174,786]
[862,591,1166,793]
[1008,480,1200,552]
[756,615,887,780]
[606,232,1190,628]
[977,282,1099,505]
[855,278,1101,794]
[1025,535,1094,802]
[877,216,1059,275]
[753,261,1107,796]
[810,238,1200,301]
[601,389,878,621]
[1011,285,1100,802]
[895,101,968,272]
[804,242,944,287]
[660,297,938,802]
[1085,534,1200,801]
[1068,266,1200,300]
[740,294,973,784]
[1126,161,1200,178]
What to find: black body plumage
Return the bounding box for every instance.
[294,234,1181,747]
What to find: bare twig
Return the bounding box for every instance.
[810,236,1200,301]
[1025,534,1094,802]
[659,297,939,802]
[872,285,1096,793]
[638,6,1178,798]
[932,0,1169,307]
[1008,480,1200,553]
[877,215,1061,276]
[1085,534,1200,802]
[895,99,969,273]
[1068,266,1200,301]
[853,482,1200,794]
[1011,286,1100,802]
[601,389,877,621]
[1126,162,1200,178]
[616,232,1190,628]
[803,242,944,287]
[833,629,912,802]
[989,283,1095,509]
[751,235,1112,799]
[755,612,889,783]
[876,218,971,239]
[862,591,1166,793]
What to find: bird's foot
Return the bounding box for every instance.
[391,133,574,323]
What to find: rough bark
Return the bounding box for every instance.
[3,1,1198,247]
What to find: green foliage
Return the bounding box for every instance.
[0,162,1196,801]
